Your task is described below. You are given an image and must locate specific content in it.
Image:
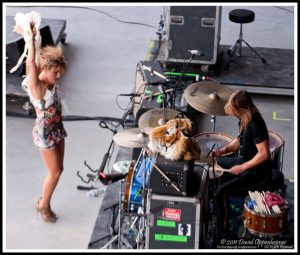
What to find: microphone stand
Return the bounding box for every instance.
[210,115,216,132]
[158,85,167,124]
[175,53,195,90]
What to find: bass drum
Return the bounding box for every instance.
[123,148,156,213]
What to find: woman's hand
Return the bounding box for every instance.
[13,21,37,40]
[29,21,37,39]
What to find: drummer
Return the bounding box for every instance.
[211,90,272,241]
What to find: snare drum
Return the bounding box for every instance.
[268,130,285,171]
[193,132,234,168]
[123,148,156,213]
[244,203,289,237]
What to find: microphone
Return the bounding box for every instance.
[119,93,140,97]
[188,50,204,56]
[99,172,127,185]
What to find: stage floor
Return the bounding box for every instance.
[88,178,294,249]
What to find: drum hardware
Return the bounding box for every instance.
[184,81,234,116]
[158,85,167,125]
[138,108,186,129]
[203,149,223,247]
[113,127,152,148]
[77,121,119,190]
[121,148,155,248]
[101,180,134,249]
[210,114,216,132]
[143,88,174,100]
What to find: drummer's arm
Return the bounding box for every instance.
[230,140,270,175]
[219,137,240,155]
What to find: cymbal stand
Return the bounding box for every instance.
[210,115,216,132]
[134,148,150,249]
[158,85,167,124]
[208,146,220,247]
[101,180,133,249]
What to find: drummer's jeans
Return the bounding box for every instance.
[214,156,270,240]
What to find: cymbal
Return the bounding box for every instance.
[184,81,234,115]
[113,128,151,148]
[138,108,186,128]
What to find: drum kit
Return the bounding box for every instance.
[105,81,235,248]
[105,80,287,248]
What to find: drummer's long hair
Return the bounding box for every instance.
[225,90,260,130]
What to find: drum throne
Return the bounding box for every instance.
[226,9,267,70]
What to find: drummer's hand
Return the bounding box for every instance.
[212,149,222,157]
[230,165,245,175]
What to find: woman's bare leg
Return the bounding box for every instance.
[39,140,64,208]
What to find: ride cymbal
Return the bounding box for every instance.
[184,81,234,115]
[138,108,186,128]
[113,128,151,148]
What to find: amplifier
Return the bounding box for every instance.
[133,61,165,122]
[145,192,202,249]
[148,155,196,197]
[166,6,222,65]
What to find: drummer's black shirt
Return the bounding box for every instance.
[238,112,272,171]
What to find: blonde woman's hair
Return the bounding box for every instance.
[38,46,67,73]
[224,90,260,130]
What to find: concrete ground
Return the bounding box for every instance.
[3,4,296,251]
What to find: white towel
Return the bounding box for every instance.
[10,11,42,73]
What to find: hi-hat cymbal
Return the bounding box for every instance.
[184,81,234,116]
[138,108,186,128]
[113,128,151,148]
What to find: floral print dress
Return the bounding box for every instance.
[22,77,67,149]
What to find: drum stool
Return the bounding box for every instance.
[226,9,267,70]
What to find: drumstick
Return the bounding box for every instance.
[249,191,260,213]
[209,166,231,173]
[148,160,181,193]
